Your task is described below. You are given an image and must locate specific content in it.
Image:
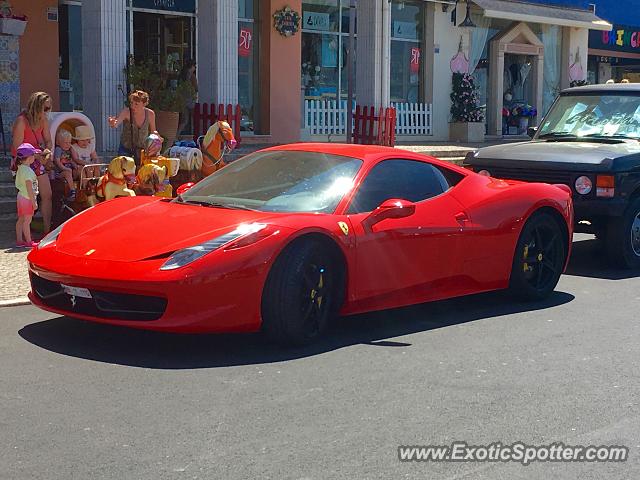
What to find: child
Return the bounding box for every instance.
[71,125,100,179]
[14,143,40,248]
[53,129,77,201]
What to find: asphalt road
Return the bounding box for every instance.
[1,235,640,480]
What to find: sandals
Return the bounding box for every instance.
[16,241,39,249]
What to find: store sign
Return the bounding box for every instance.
[132,0,195,14]
[393,21,417,40]
[239,28,253,57]
[590,25,640,54]
[410,47,420,74]
[303,12,331,31]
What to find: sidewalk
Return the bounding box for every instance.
[0,230,31,304]
[0,140,523,305]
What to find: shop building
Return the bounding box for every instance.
[2,0,612,153]
[583,1,640,83]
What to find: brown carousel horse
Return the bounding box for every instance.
[199,120,237,176]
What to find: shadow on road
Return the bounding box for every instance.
[19,290,573,369]
[565,237,640,280]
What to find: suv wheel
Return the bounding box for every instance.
[607,197,640,269]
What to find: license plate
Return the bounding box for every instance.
[61,284,92,299]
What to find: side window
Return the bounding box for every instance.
[348,159,448,214]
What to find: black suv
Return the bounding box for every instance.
[465,83,640,269]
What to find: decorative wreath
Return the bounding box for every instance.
[273,6,300,37]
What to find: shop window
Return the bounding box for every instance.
[239,0,259,132]
[132,13,195,76]
[58,3,83,111]
[302,0,356,101]
[390,0,424,103]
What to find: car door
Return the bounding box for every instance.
[346,159,468,308]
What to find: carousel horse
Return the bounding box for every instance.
[200,120,237,176]
[134,163,169,197]
[96,156,137,201]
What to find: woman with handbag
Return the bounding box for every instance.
[11,92,54,234]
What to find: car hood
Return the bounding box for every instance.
[473,139,640,165]
[55,196,281,262]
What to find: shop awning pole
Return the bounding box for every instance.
[346,0,356,143]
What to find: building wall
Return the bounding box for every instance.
[431,8,467,140]
[15,0,59,109]
[268,0,302,143]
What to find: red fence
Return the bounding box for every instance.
[353,106,396,147]
[193,103,242,145]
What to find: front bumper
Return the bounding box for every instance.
[28,250,268,334]
[573,197,628,219]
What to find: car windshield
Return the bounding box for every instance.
[175,150,363,213]
[537,93,640,140]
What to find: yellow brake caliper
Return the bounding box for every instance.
[310,272,324,308]
[523,244,530,272]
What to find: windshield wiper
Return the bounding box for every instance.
[175,196,256,211]
[582,133,640,141]
[538,132,577,139]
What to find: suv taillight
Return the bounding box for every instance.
[596,175,615,198]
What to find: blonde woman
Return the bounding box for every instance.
[12,92,54,234]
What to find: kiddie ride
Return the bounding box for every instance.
[50,120,237,227]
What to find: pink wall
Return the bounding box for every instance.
[16,0,60,109]
[268,0,301,143]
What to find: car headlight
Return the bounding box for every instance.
[37,223,64,249]
[575,176,592,195]
[160,223,267,271]
[477,169,491,177]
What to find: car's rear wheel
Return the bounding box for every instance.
[509,213,566,301]
[606,197,640,269]
[261,240,338,345]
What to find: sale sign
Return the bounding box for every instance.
[239,28,252,57]
[410,47,420,74]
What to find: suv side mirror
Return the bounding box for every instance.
[363,198,416,231]
[527,126,538,138]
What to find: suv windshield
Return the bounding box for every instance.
[176,150,363,213]
[537,93,640,139]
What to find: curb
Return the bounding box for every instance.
[0,297,31,307]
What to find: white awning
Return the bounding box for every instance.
[471,0,612,31]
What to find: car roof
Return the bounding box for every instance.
[263,142,400,161]
[563,83,640,94]
[260,142,472,176]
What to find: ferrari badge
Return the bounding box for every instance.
[338,221,349,236]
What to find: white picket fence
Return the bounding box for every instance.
[392,102,432,136]
[304,100,351,135]
[304,100,432,136]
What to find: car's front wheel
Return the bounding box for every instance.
[606,197,640,269]
[509,213,567,301]
[261,239,339,345]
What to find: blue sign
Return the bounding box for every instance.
[132,0,195,14]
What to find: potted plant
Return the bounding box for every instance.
[127,59,196,149]
[449,73,485,142]
[510,103,537,134]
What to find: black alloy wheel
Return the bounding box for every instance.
[261,240,338,345]
[509,213,566,301]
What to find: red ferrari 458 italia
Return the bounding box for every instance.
[28,143,573,344]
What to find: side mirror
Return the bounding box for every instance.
[527,126,538,138]
[363,198,416,231]
[176,182,195,196]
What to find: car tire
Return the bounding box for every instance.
[509,212,566,301]
[261,239,338,345]
[606,197,640,269]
